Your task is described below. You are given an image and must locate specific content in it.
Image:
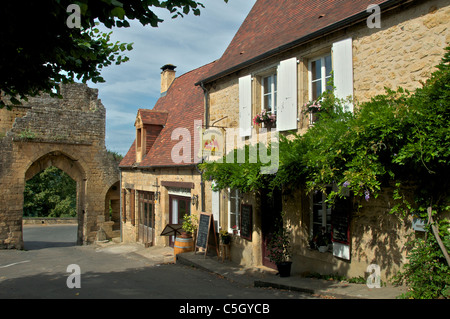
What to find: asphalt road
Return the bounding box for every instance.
[0,225,317,301]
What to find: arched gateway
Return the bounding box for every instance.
[0,83,120,249]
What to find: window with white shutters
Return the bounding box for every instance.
[239,75,252,137]
[332,38,354,113]
[276,57,298,132]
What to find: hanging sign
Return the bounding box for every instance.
[199,127,224,161]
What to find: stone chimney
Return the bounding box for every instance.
[160,64,176,95]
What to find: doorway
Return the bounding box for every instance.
[169,195,191,247]
[261,188,282,269]
[138,191,154,247]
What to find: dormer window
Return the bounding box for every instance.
[134,109,168,164]
[135,116,145,163]
[137,128,142,152]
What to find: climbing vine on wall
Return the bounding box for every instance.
[201,47,450,297]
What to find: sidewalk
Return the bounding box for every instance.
[175,251,408,299]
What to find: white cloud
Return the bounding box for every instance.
[89,0,257,155]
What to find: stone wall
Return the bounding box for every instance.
[0,83,120,249]
[352,0,450,102]
[23,217,78,225]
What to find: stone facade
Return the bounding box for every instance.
[0,83,120,249]
[200,0,449,281]
[120,167,205,246]
[119,62,215,249]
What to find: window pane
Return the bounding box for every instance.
[273,74,277,113]
[268,94,273,112]
[179,200,186,224]
[263,76,270,94]
[312,80,322,100]
[230,213,237,229]
[230,195,236,214]
[172,199,178,224]
[144,203,147,225]
[312,59,321,81]
[325,55,332,77]
[325,55,333,92]
[274,91,277,113]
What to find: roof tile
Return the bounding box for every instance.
[199,0,389,83]
[120,61,215,168]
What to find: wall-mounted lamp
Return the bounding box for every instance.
[155,191,160,202]
[191,194,198,206]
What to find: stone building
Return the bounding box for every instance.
[119,62,215,247]
[194,0,450,280]
[0,83,120,249]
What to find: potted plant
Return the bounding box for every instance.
[303,100,322,125]
[231,225,238,235]
[253,110,276,128]
[181,214,198,238]
[219,229,231,245]
[268,221,293,277]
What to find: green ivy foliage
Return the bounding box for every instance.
[200,143,278,194]
[393,221,450,299]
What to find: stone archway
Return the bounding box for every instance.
[0,83,120,249]
[101,181,121,241]
[24,151,87,245]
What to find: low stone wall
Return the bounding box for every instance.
[23,217,78,225]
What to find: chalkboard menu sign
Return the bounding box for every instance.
[196,213,210,249]
[240,204,252,241]
[195,212,219,257]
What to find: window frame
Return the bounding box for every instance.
[261,73,277,115]
[308,53,332,102]
[309,185,351,253]
[228,188,241,234]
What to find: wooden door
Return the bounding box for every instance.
[138,191,154,247]
[261,188,282,269]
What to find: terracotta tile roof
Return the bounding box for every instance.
[137,109,168,126]
[197,0,395,84]
[120,138,136,167]
[119,61,215,168]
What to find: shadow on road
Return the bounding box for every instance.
[24,241,77,250]
[23,224,78,250]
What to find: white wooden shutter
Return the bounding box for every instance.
[332,38,354,113]
[276,57,298,132]
[239,75,252,137]
[211,182,220,232]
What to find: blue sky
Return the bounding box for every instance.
[88,0,256,156]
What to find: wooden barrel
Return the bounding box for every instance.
[174,236,194,261]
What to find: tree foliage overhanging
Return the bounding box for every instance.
[23,166,77,218]
[0,0,225,109]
